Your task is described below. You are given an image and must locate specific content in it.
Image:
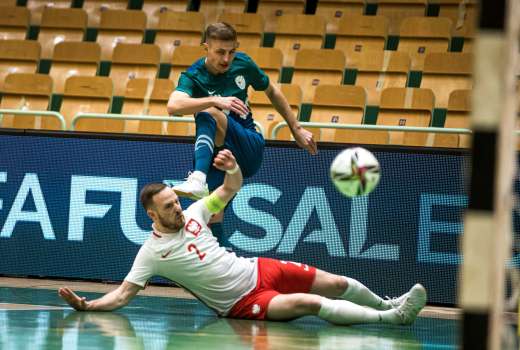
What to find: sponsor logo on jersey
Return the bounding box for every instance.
[235,75,246,90]
[161,249,173,258]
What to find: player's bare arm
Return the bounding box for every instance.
[167,91,249,116]
[264,82,318,155]
[58,280,141,311]
[210,149,243,204]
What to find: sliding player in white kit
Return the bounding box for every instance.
[58,149,427,325]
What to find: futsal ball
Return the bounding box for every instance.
[330,147,381,197]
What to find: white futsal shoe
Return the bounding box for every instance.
[393,284,427,325]
[386,283,426,309]
[172,172,209,200]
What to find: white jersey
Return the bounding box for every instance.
[124,199,258,315]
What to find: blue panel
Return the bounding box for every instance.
[0,132,481,304]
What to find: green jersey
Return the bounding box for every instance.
[175,52,270,129]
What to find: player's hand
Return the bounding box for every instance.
[58,287,89,311]
[213,96,249,116]
[292,126,318,155]
[213,149,237,172]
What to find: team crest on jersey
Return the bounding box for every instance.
[185,219,202,237]
[235,75,246,90]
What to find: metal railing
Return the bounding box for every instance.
[0,109,67,131]
[71,113,196,131]
[71,112,266,136]
[3,109,518,142]
[271,121,474,140]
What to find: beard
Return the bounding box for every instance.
[158,213,185,232]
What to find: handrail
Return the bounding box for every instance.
[0,109,67,131]
[271,121,474,140]
[71,113,195,131]
[71,112,266,136]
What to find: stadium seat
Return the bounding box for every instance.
[455,22,475,52]
[199,0,247,25]
[256,0,305,33]
[249,83,302,138]
[377,87,434,145]
[37,7,87,60]
[291,49,345,103]
[121,78,186,135]
[334,15,388,68]
[109,43,160,96]
[0,40,41,90]
[240,47,283,83]
[96,9,146,61]
[26,0,71,26]
[315,0,364,34]
[154,11,205,63]
[434,0,477,52]
[58,76,113,131]
[0,6,30,40]
[49,41,101,94]
[420,52,473,108]
[83,0,128,27]
[142,0,188,29]
[217,12,264,49]
[376,0,427,36]
[0,73,52,129]
[433,89,471,148]
[397,17,452,70]
[169,45,206,83]
[273,14,326,67]
[309,84,367,143]
[351,50,410,105]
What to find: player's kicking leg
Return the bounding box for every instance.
[173,108,228,200]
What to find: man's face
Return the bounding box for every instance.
[150,187,185,232]
[204,39,238,74]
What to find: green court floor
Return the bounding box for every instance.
[0,286,460,349]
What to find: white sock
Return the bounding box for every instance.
[191,171,207,183]
[318,297,399,325]
[341,277,391,310]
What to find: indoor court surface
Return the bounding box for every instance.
[0,278,477,350]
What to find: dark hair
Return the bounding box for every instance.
[140,183,167,210]
[203,22,237,42]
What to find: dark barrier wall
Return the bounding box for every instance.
[0,130,481,304]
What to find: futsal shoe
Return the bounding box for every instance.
[172,172,209,200]
[386,283,424,309]
[394,284,427,325]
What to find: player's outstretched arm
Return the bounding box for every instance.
[264,82,317,155]
[167,91,249,116]
[58,281,141,311]
[167,91,217,116]
[211,149,243,205]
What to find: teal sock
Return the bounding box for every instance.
[194,112,216,174]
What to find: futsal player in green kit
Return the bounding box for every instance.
[167,22,317,245]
